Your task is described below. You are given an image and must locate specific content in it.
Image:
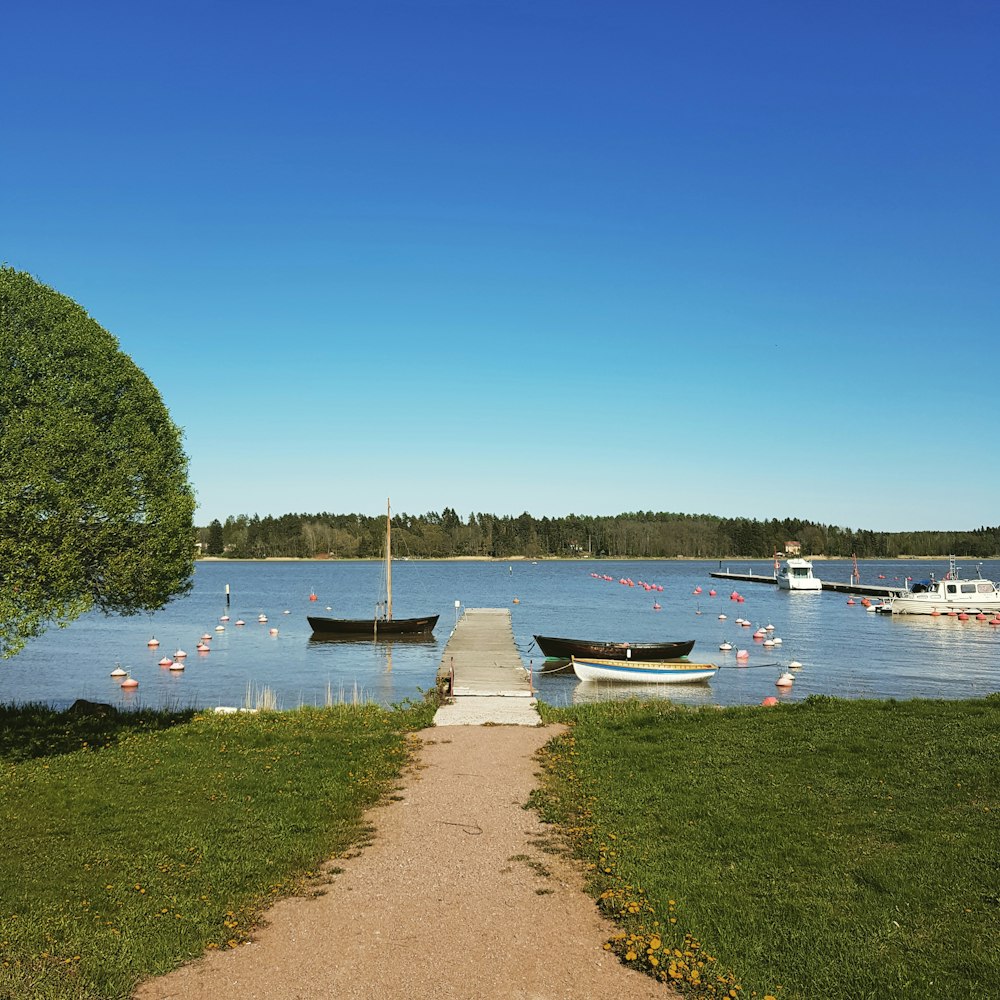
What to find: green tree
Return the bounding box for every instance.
[207,518,225,555]
[0,267,195,657]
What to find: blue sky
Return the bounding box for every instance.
[3,1,997,531]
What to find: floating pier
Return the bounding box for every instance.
[434,608,540,726]
[709,569,906,599]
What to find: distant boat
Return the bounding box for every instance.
[571,656,718,684]
[776,558,822,591]
[533,635,695,663]
[888,556,1000,615]
[307,499,439,638]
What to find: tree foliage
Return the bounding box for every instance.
[195,508,1000,561]
[0,267,196,657]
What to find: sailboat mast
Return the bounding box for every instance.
[386,498,392,621]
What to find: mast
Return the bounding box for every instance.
[386,498,392,621]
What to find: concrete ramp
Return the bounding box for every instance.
[433,608,540,726]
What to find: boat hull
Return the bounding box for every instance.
[307,615,439,638]
[776,578,822,591]
[571,656,718,684]
[889,595,1000,615]
[534,635,695,661]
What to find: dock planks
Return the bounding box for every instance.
[433,608,540,726]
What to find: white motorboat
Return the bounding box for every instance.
[888,557,1000,615]
[776,557,822,591]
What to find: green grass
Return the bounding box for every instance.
[533,695,999,999]
[3,695,995,999]
[0,700,434,1000]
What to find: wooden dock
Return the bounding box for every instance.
[433,609,540,726]
[709,569,906,598]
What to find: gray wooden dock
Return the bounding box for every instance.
[709,569,906,598]
[433,608,540,726]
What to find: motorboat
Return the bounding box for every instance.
[776,558,822,591]
[887,557,1000,615]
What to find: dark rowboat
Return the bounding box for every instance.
[307,499,438,640]
[533,635,695,662]
[308,614,439,638]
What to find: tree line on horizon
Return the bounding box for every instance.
[196,509,1000,561]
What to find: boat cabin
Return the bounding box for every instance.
[781,558,815,579]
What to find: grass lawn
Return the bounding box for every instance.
[534,695,999,999]
[0,700,433,1000]
[2,694,995,1000]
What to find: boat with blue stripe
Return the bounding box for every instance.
[570,656,718,684]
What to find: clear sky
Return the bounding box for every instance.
[3,1,997,531]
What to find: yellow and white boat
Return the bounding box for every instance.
[571,656,718,684]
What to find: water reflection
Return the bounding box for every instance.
[571,679,715,708]
[306,634,438,650]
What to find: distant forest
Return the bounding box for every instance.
[195,510,1000,560]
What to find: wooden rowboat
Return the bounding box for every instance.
[307,613,439,638]
[571,656,718,684]
[533,635,695,662]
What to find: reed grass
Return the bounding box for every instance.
[243,681,279,711]
[533,694,999,999]
[0,699,433,999]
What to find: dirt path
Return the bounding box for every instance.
[135,724,676,999]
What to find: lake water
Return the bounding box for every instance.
[3,559,998,712]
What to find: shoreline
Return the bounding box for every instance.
[195,554,978,563]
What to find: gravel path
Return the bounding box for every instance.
[134,724,676,999]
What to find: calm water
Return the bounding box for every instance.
[3,559,998,711]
